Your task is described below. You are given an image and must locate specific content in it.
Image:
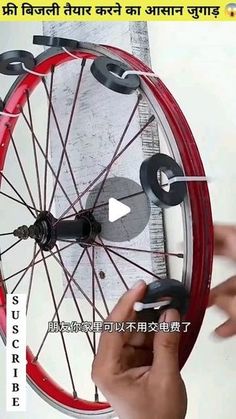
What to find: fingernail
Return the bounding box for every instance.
[131,279,146,289]
[159,308,180,323]
[159,310,167,322]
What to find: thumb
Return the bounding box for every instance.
[215,319,236,338]
[152,309,181,375]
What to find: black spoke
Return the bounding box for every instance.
[3,242,74,283]
[55,245,95,352]
[91,246,99,402]
[34,248,95,360]
[55,115,155,224]
[11,246,40,294]
[20,106,78,213]
[48,59,86,212]
[40,250,78,398]
[96,242,162,280]
[8,129,38,216]
[99,242,183,259]
[26,243,37,313]
[88,191,143,214]
[91,246,96,349]
[0,190,40,213]
[99,238,129,290]
[0,172,36,219]
[0,239,22,258]
[91,94,142,212]
[58,191,144,222]
[43,68,55,211]
[42,75,81,211]
[50,250,105,320]
[86,248,109,316]
[63,240,183,260]
[57,239,77,243]
[0,232,13,237]
[91,247,96,352]
[25,90,43,211]
[42,75,81,212]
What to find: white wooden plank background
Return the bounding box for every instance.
[43,22,167,302]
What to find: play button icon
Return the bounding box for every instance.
[108,198,131,222]
[85,176,151,243]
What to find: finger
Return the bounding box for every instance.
[215,319,236,338]
[126,365,150,380]
[128,330,154,349]
[122,345,153,369]
[214,225,236,255]
[151,309,181,376]
[214,225,236,258]
[214,225,229,255]
[208,277,236,307]
[95,280,147,363]
[207,293,214,308]
[208,289,220,307]
[212,294,236,319]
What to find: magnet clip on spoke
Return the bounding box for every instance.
[140,153,187,208]
[136,278,189,322]
[33,35,79,49]
[90,56,140,94]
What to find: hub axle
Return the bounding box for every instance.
[13,211,101,251]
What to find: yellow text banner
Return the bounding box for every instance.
[0,0,236,21]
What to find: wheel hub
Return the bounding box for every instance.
[13,211,101,251]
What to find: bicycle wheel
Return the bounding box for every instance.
[0,41,213,417]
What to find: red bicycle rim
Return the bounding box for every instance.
[0,43,213,414]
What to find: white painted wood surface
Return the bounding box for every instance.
[43,22,167,302]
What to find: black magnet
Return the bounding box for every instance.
[0,50,35,75]
[137,278,189,323]
[33,35,79,49]
[140,153,187,208]
[90,56,140,94]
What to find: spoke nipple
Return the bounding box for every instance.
[73,391,78,399]
[32,357,38,363]
[138,93,143,101]
[95,393,99,402]
[149,115,155,123]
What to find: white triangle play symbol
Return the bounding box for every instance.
[108,198,131,223]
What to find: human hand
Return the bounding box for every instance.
[92,280,187,419]
[208,276,236,338]
[214,224,236,261]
